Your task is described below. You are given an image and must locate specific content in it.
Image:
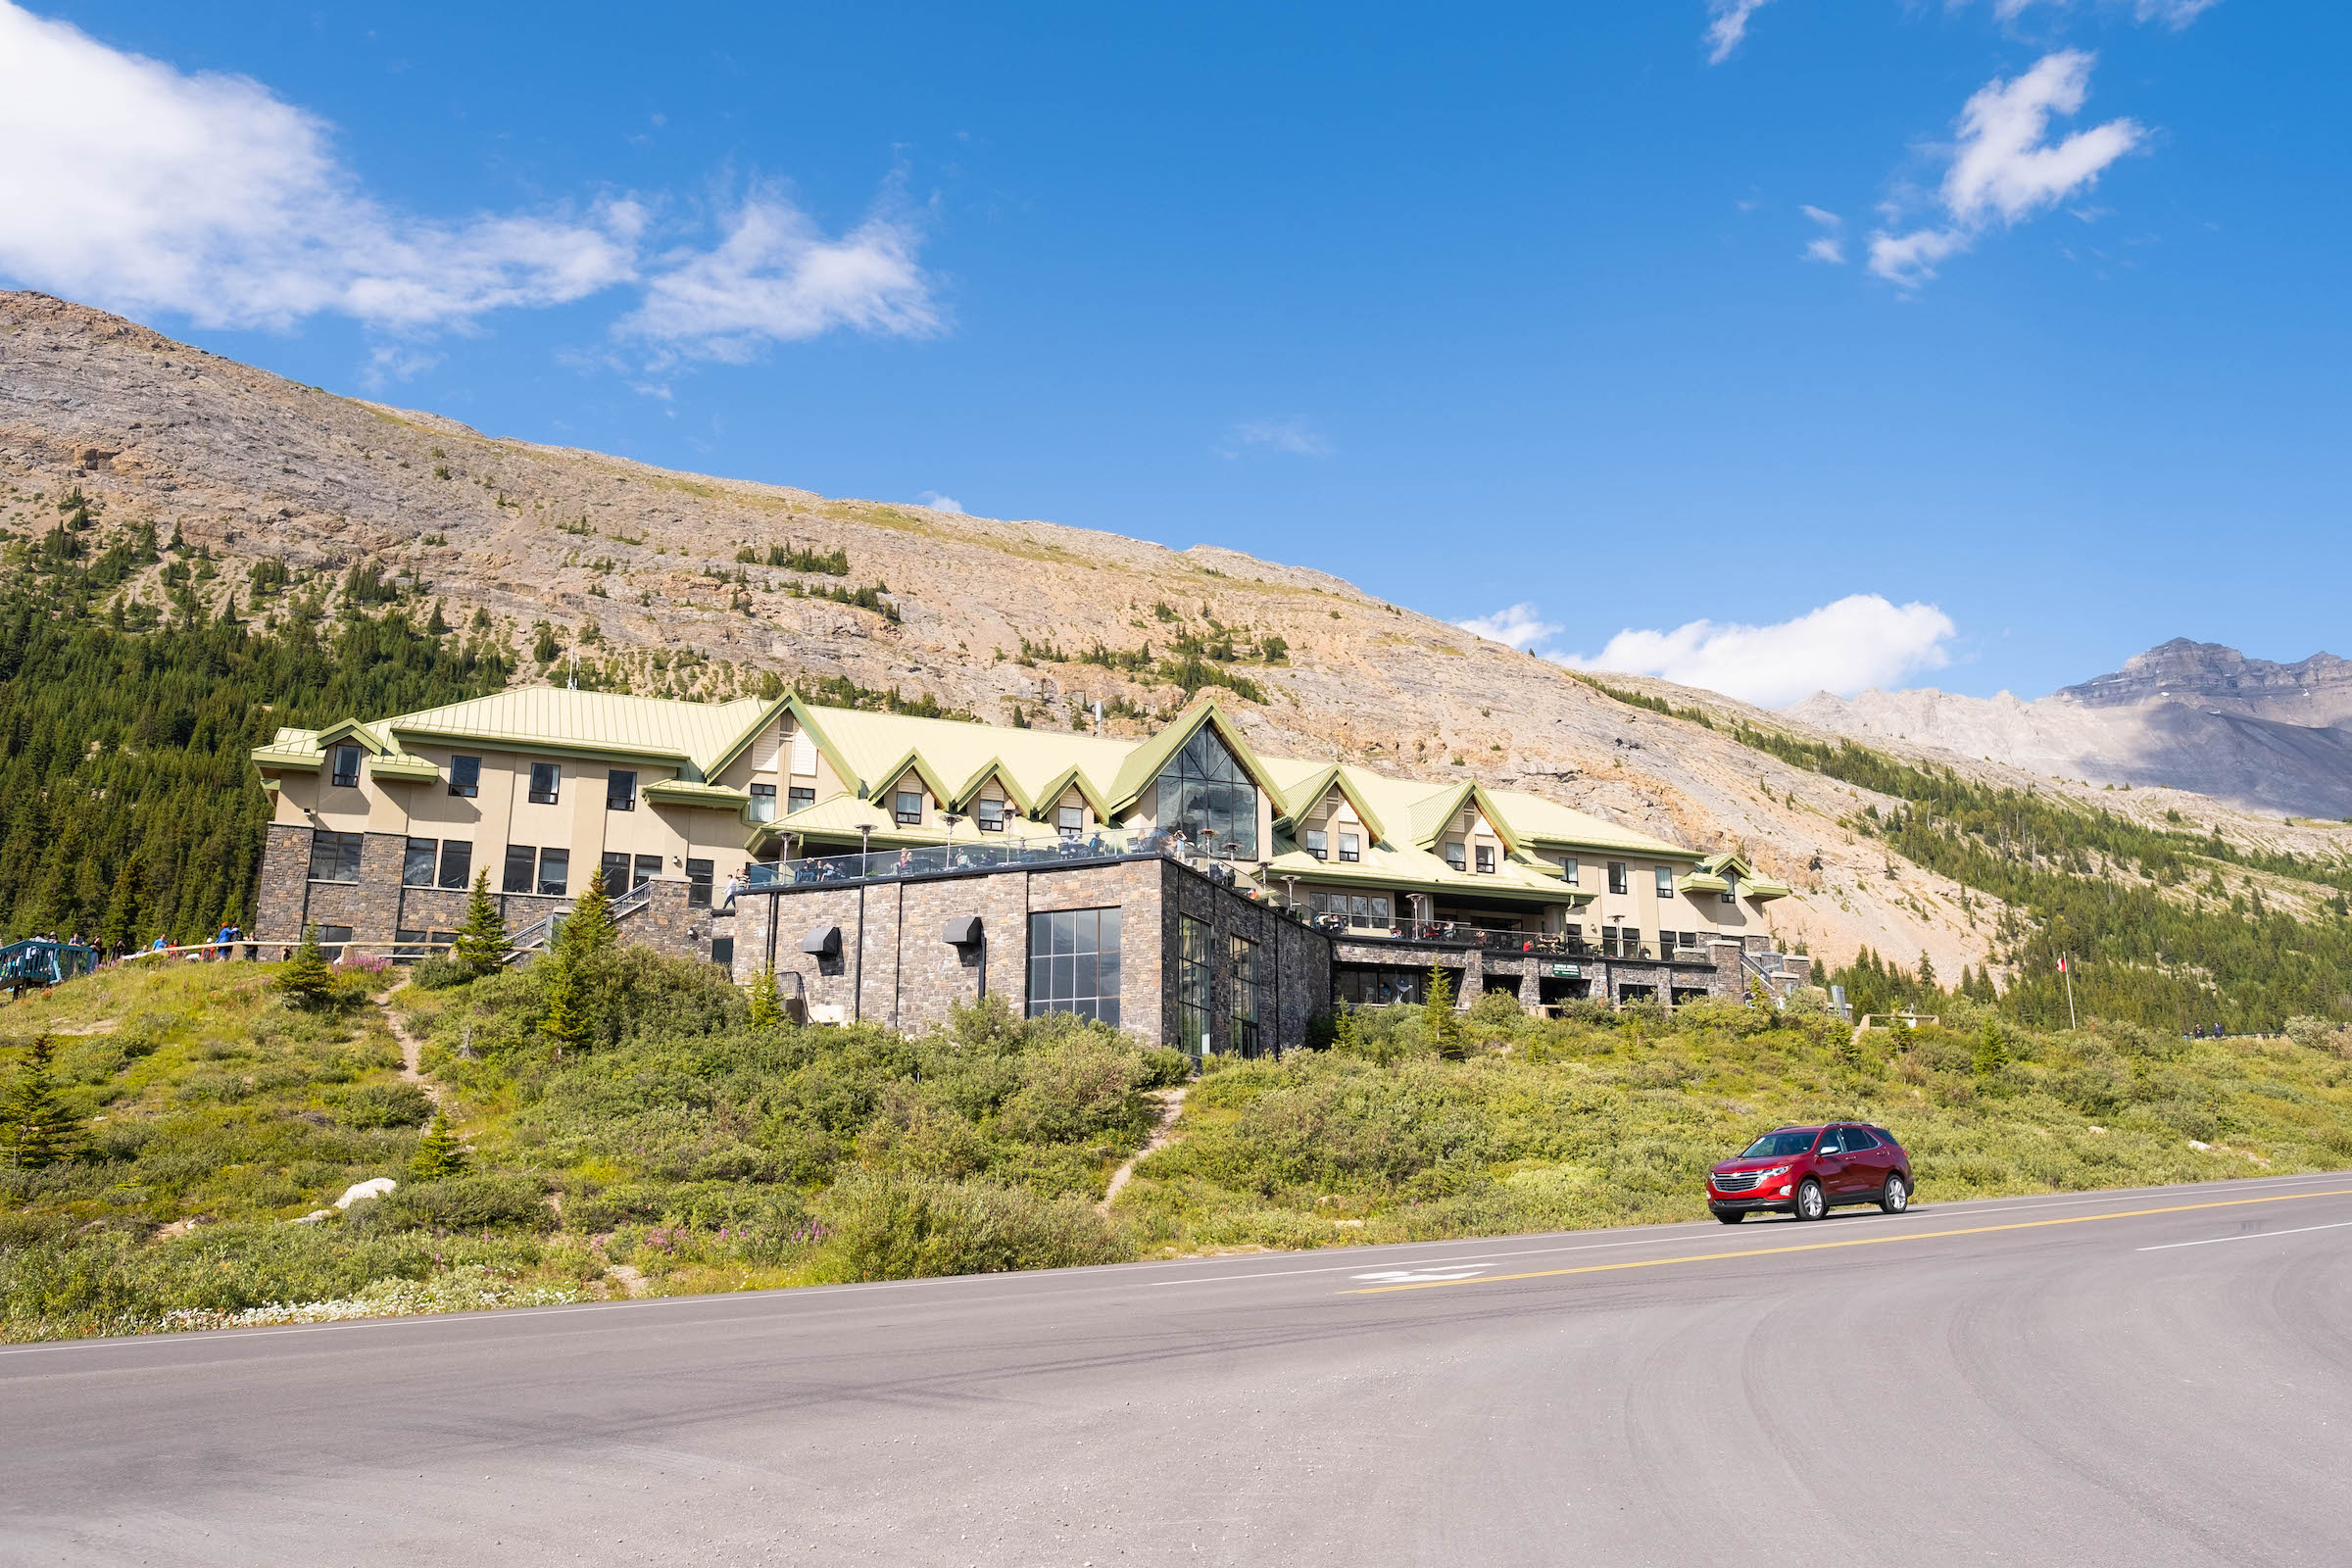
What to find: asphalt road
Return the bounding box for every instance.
[6,1172,2352,1568]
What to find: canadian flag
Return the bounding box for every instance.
[2056,957,2068,973]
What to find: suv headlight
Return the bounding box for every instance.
[1748,1165,1790,1181]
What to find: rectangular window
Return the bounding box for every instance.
[634,854,662,889]
[1173,913,1212,1052]
[1303,828,1327,859]
[895,789,922,825]
[1026,906,1122,1028]
[1335,966,1426,1006]
[1228,934,1268,1057]
[394,928,428,962]
[437,841,472,890]
[307,830,364,884]
[1475,844,1495,874]
[1608,861,1629,895]
[403,837,438,887]
[686,858,713,908]
[976,798,1004,832]
[528,761,561,806]
[503,844,537,894]
[536,848,568,898]
[788,785,816,813]
[314,924,353,962]
[1056,805,1084,839]
[600,851,631,892]
[1339,831,1360,862]
[607,769,636,811]
[747,782,776,822]
[1656,865,1675,898]
[1558,856,1580,886]
[1445,841,1467,872]
[710,936,735,971]
[330,744,363,789]
[1722,874,1740,906]
[448,754,480,798]
[1599,926,1622,957]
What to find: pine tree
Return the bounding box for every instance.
[1973,1019,2012,1079]
[557,866,616,959]
[2,1035,82,1170]
[1424,964,1463,1060]
[1916,950,1937,992]
[99,858,142,953]
[410,1110,468,1179]
[276,925,336,1010]
[451,869,507,979]
[539,956,590,1057]
[748,964,784,1029]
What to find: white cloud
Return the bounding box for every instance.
[1804,236,1847,264]
[360,345,440,389]
[1801,205,1843,228]
[1218,418,1330,459]
[2130,0,2221,25]
[0,2,638,330]
[914,491,964,514]
[1980,0,2222,26]
[1456,603,1562,652]
[1869,51,2143,286]
[616,183,941,364]
[1703,0,1778,64]
[1555,594,1958,709]
[0,1,939,362]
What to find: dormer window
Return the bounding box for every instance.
[976,799,1005,832]
[1152,725,1258,858]
[1339,832,1360,863]
[1475,844,1494,874]
[895,789,923,825]
[1304,828,1328,859]
[1057,806,1084,839]
[1445,841,1466,872]
[330,744,361,789]
[1722,873,1740,905]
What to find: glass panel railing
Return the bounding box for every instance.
[746,829,1225,889]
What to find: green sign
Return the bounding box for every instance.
[1549,962,1581,978]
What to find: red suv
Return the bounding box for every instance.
[1706,1123,1913,1223]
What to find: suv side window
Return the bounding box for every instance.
[1842,1128,1881,1151]
[1815,1128,1845,1154]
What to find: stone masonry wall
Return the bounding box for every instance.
[736,858,1331,1052]
[254,823,313,944]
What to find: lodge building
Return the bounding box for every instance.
[249,689,1808,1053]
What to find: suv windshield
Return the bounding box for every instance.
[1739,1130,1820,1158]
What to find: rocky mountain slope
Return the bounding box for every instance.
[4,290,2338,978]
[1793,640,2352,820]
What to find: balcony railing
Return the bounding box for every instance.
[1313,920,1722,962]
[748,829,1231,889]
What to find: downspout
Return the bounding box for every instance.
[853,883,865,1024]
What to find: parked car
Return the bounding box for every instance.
[1706,1122,1913,1222]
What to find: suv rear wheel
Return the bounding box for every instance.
[1880,1173,1909,1214]
[1794,1178,1827,1221]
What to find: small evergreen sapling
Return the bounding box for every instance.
[559,867,617,958]
[2,1034,82,1170]
[748,964,785,1029]
[451,869,508,979]
[410,1110,468,1179]
[276,925,336,1010]
[1424,964,1464,1060]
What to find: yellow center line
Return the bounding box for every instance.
[1344,1186,2352,1295]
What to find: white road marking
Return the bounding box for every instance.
[1348,1267,1491,1285]
[2136,1219,2352,1252]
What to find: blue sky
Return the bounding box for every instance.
[2,1,2342,705]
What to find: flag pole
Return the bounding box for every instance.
[2060,955,2078,1030]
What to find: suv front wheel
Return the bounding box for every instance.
[1794,1178,1827,1221]
[1880,1173,1909,1214]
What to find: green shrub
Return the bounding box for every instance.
[330,1081,434,1130]
[410,954,469,992]
[810,1173,1129,1281]
[356,1174,552,1233]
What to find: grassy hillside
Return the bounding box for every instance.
[7,954,2348,1341]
